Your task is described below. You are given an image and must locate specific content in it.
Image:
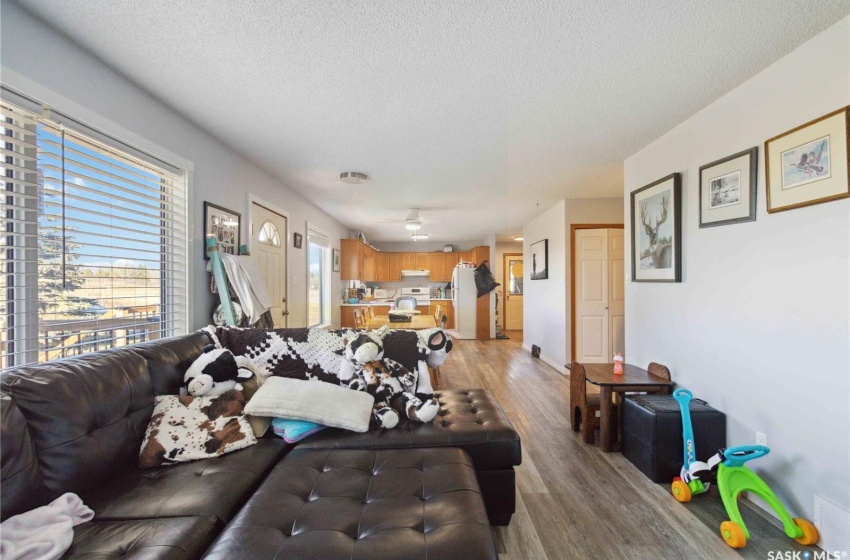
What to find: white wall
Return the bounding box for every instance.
[522,199,624,370]
[564,199,624,361]
[522,201,566,370]
[1,2,349,329]
[624,17,850,521]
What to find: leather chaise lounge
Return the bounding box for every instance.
[1,331,521,559]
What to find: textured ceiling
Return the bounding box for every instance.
[14,0,848,241]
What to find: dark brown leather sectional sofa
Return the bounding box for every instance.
[1,331,521,559]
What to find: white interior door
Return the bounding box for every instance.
[576,229,610,363]
[251,202,288,327]
[608,229,626,356]
[504,254,523,330]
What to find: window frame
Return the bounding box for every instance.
[1,84,192,368]
[305,222,330,328]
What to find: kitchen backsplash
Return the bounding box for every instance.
[340,277,452,301]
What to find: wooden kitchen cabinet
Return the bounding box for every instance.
[341,241,478,282]
[473,246,490,267]
[361,245,376,281]
[428,253,447,282]
[445,252,460,272]
[415,252,429,269]
[341,305,366,328]
[340,239,361,280]
[375,252,389,282]
[388,253,403,281]
[400,252,415,270]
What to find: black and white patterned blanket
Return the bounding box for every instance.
[201,326,436,394]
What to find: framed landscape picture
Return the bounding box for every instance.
[631,173,681,282]
[203,202,240,260]
[699,146,758,228]
[530,239,548,280]
[765,107,849,213]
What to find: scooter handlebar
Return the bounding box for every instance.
[722,445,770,467]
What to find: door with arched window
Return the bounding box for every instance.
[251,202,288,327]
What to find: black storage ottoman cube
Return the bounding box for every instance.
[622,394,726,483]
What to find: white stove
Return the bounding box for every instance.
[401,287,431,305]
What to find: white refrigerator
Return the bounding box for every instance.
[451,266,477,339]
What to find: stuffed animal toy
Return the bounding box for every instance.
[418,328,454,369]
[412,327,455,395]
[340,332,439,429]
[184,344,256,397]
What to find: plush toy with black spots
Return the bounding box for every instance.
[418,327,454,369]
[339,332,439,429]
[184,344,256,397]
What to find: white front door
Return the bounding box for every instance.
[251,202,288,327]
[503,254,523,330]
[575,228,625,362]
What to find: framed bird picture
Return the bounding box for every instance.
[765,107,849,213]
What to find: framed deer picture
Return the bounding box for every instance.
[631,173,682,282]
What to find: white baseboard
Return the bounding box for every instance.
[522,344,566,375]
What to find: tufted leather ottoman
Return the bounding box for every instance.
[297,388,521,524]
[202,447,498,560]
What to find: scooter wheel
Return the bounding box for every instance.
[671,480,691,503]
[792,518,819,545]
[720,521,747,548]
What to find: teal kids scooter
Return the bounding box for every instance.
[670,389,819,549]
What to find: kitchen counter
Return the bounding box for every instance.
[341,298,452,306]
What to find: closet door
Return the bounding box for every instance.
[575,229,609,363]
[575,228,625,362]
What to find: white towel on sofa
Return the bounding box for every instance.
[0,492,94,560]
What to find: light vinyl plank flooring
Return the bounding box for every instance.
[439,336,819,560]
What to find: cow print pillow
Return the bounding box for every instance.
[139,390,257,468]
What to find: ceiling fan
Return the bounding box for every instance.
[377,208,432,231]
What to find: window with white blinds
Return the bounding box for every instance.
[1,99,188,369]
[307,227,329,327]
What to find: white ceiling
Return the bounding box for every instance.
[14,0,848,241]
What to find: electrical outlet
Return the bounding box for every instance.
[756,431,767,446]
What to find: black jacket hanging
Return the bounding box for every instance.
[474,261,500,298]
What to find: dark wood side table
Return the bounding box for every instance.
[583,363,674,452]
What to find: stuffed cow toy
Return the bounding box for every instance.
[184,344,256,397]
[340,332,439,429]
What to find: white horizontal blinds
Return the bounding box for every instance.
[307,228,329,248]
[0,100,187,369]
[1,102,40,369]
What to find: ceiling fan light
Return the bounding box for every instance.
[410,233,429,241]
[405,222,421,231]
[340,171,369,184]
